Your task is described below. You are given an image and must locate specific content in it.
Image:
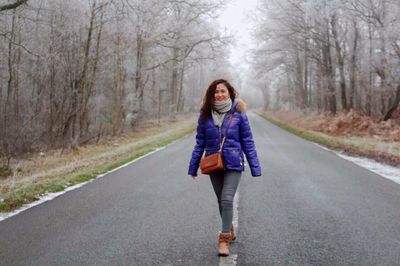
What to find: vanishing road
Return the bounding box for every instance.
[1,113,400,265]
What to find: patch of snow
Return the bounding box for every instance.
[314,143,400,185]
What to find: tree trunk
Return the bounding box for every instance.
[170,47,180,113]
[295,53,305,109]
[383,84,400,121]
[261,81,270,110]
[134,30,145,125]
[78,0,96,139]
[322,41,336,114]
[366,14,373,116]
[112,34,126,135]
[331,13,347,110]
[48,14,56,147]
[349,19,359,111]
[3,10,17,157]
[82,1,106,136]
[304,39,309,107]
[13,29,22,146]
[177,57,186,112]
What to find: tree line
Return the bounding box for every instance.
[250,0,400,120]
[0,0,234,165]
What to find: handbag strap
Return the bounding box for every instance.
[218,113,233,152]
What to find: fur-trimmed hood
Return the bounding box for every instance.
[235,98,247,113]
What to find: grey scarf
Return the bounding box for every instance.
[212,98,232,127]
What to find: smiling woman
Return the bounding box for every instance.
[215,83,230,102]
[188,78,261,257]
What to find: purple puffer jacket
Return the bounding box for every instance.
[188,99,261,177]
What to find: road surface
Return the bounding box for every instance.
[1,112,400,265]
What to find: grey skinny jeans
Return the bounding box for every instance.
[209,170,241,233]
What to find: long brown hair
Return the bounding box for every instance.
[200,79,237,122]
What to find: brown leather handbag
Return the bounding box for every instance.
[200,114,233,175]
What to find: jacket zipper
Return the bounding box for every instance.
[218,125,224,170]
[218,126,221,149]
[218,113,230,148]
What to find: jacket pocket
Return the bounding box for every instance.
[222,148,242,167]
[205,148,219,156]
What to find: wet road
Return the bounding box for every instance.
[1,112,400,265]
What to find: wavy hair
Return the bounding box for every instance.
[200,79,237,122]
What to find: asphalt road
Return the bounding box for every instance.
[1,112,400,266]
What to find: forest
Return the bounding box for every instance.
[250,0,400,120]
[1,0,399,170]
[0,0,236,167]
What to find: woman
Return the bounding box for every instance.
[188,79,261,256]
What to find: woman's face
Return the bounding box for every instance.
[214,83,230,102]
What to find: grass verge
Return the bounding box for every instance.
[256,111,400,167]
[0,118,196,212]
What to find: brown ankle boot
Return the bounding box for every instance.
[230,225,236,242]
[218,232,231,256]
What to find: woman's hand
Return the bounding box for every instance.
[191,175,197,180]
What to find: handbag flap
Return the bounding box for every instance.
[200,152,222,168]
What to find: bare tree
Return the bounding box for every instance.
[251,0,400,119]
[0,0,232,165]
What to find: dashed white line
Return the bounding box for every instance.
[219,186,239,266]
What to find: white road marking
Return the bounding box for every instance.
[220,254,238,265]
[0,145,171,222]
[219,185,239,266]
[233,189,239,234]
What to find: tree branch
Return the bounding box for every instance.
[0,0,28,11]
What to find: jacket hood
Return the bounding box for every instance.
[233,98,246,113]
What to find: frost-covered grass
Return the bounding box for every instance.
[257,111,400,167]
[332,135,400,157]
[0,117,196,212]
